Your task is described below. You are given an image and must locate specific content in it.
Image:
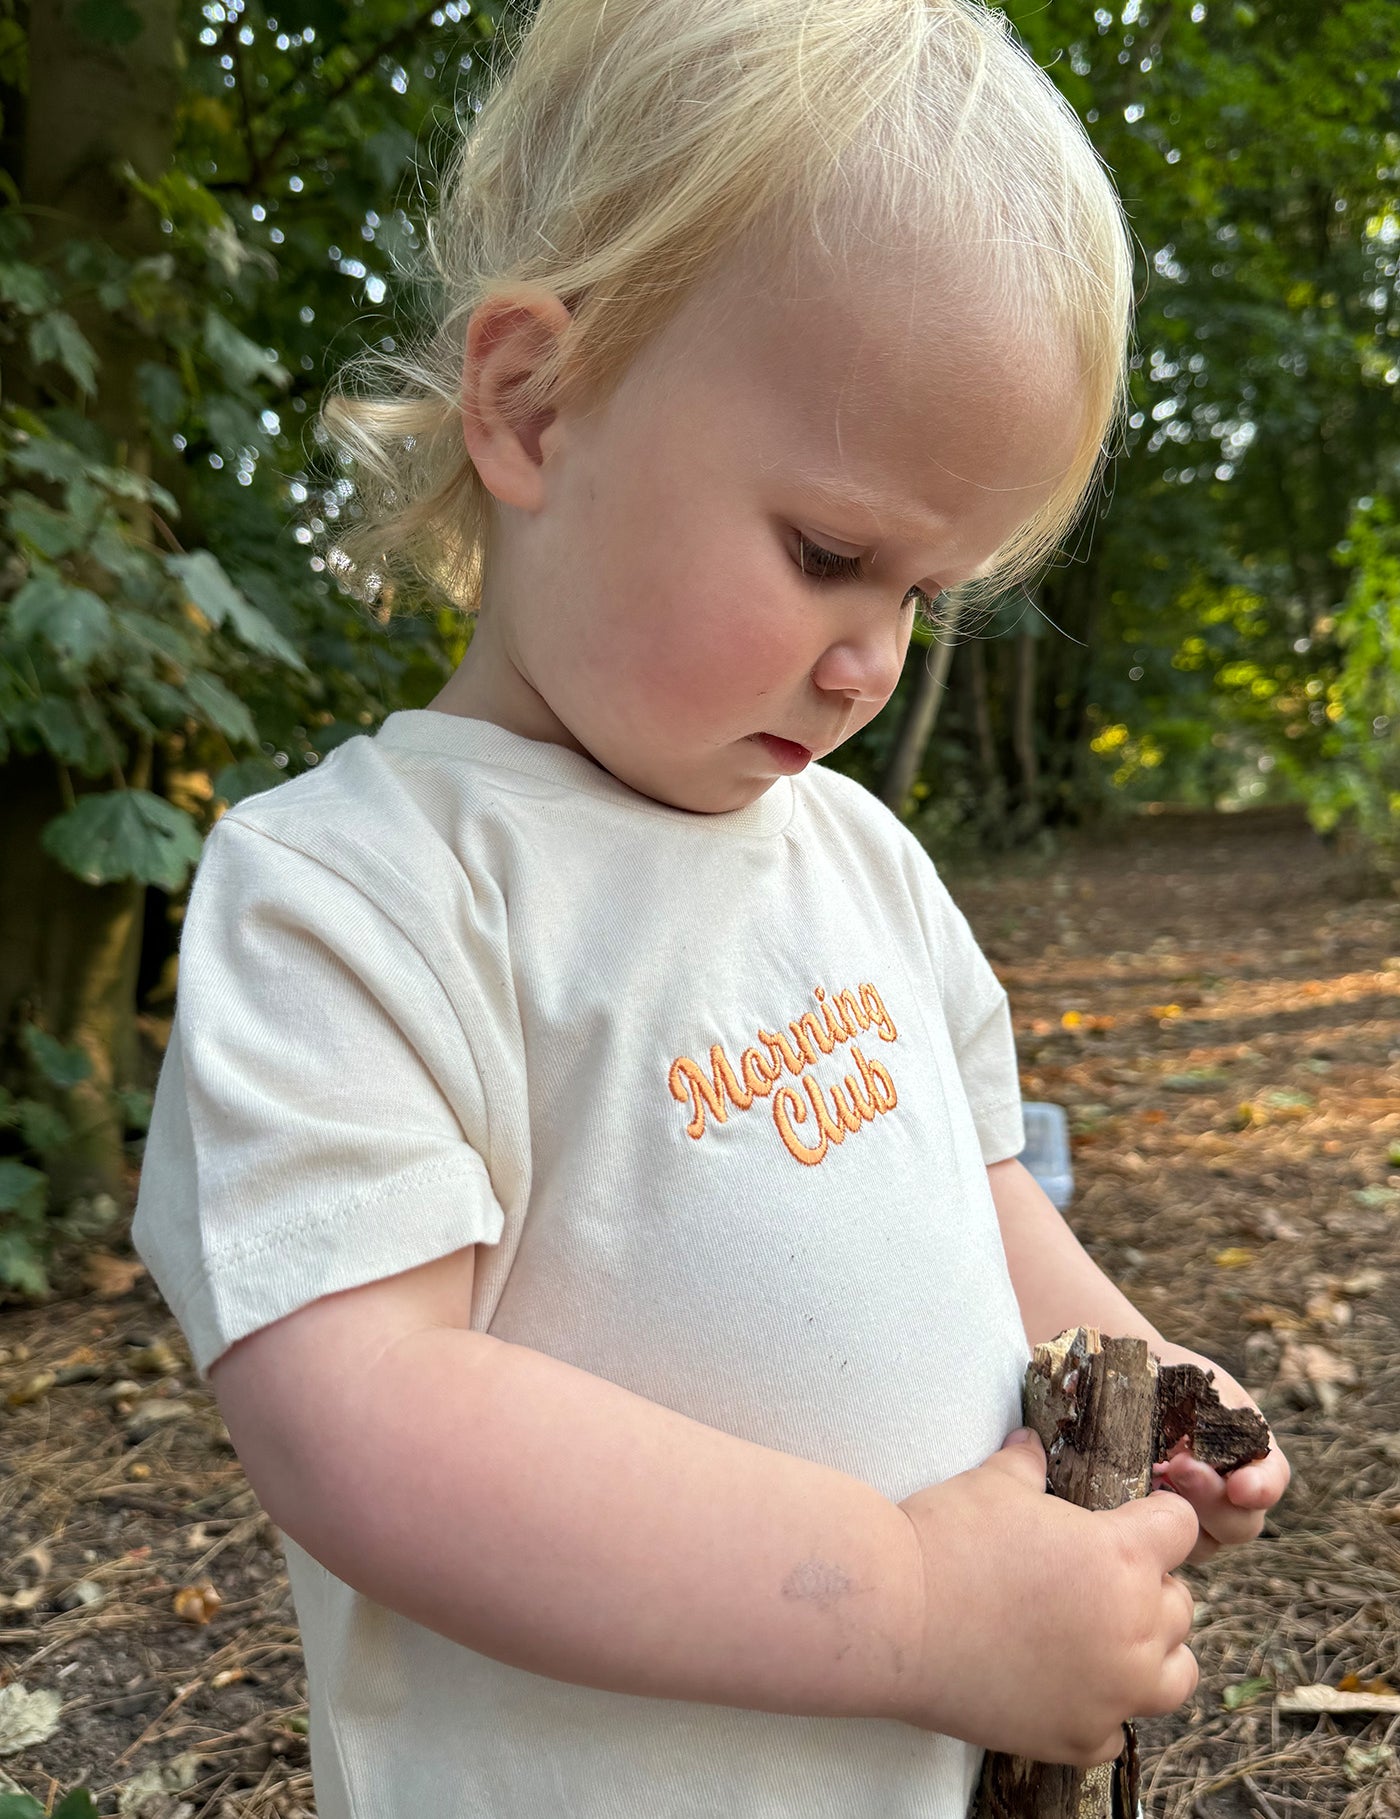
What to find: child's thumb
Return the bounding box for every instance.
[992,1425,1048,1483]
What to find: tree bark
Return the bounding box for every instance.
[4,0,181,1208]
[880,614,962,814]
[973,1331,1271,1819]
[1011,630,1040,824]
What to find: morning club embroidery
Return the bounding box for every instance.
[667,983,899,1167]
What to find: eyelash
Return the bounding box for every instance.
[794,535,934,611]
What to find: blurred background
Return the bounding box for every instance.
[0,0,1396,1250]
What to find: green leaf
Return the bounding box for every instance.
[8,571,114,666]
[0,1792,45,1819]
[0,1230,50,1298]
[73,0,142,44]
[203,392,268,459]
[184,669,260,744]
[93,464,179,516]
[165,550,306,669]
[115,1087,153,1134]
[0,1158,47,1219]
[0,260,58,314]
[21,1024,94,1089]
[6,435,91,485]
[202,308,289,390]
[6,497,83,559]
[18,1100,72,1156]
[116,608,199,667]
[137,361,186,428]
[28,311,100,394]
[212,755,285,807]
[38,1793,97,1819]
[52,1787,101,1819]
[40,789,204,890]
[1222,1676,1272,1711]
[28,696,90,766]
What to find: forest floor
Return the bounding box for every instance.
[1,804,1398,1819]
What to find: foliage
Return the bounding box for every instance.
[0,0,500,1284]
[1300,496,1400,865]
[851,0,1400,851]
[2,0,1398,1285]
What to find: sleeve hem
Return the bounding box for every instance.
[975,1098,1026,1167]
[177,1151,504,1378]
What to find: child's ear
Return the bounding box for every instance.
[459,285,573,510]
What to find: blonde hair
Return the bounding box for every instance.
[322,0,1135,615]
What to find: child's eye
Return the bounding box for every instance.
[795,535,863,581]
[795,534,936,613]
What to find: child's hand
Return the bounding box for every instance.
[1150,1355,1290,1563]
[894,1427,1200,1767]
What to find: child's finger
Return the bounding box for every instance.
[1159,1456,1266,1548]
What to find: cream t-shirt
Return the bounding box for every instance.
[132,710,1031,1819]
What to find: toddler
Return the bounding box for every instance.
[132,1,1290,1814]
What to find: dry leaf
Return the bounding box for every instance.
[82,1250,148,1298]
[1339,1673,1397,1695]
[0,1681,63,1755]
[1278,1685,1400,1715]
[1248,1207,1307,1242]
[128,1340,181,1377]
[1305,1291,1352,1328]
[172,1580,222,1625]
[1213,1247,1255,1269]
[1345,1742,1396,1783]
[1276,1341,1358,1415]
[5,1370,56,1407]
[1243,1304,1307,1333]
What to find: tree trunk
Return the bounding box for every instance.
[1012,630,1040,824]
[4,0,181,1208]
[0,757,149,1207]
[880,616,962,814]
[968,637,998,789]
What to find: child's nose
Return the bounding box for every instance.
[809,621,910,708]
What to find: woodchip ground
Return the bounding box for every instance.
[1,806,1397,1818]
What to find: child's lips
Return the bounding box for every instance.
[751,733,813,772]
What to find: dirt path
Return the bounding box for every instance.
[1,808,1397,1818]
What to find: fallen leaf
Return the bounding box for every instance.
[0,1682,63,1755]
[1243,1304,1307,1333]
[1344,1741,1395,1783]
[1165,1069,1228,1092]
[1305,1291,1352,1328]
[5,1371,56,1408]
[172,1580,222,1625]
[1222,1676,1272,1710]
[128,1340,181,1377]
[81,1250,148,1298]
[1149,1003,1183,1019]
[1061,1010,1084,1028]
[1275,1341,1359,1415]
[1339,1673,1397,1695]
[1214,1248,1255,1269]
[116,1748,202,1818]
[1278,1685,1400,1715]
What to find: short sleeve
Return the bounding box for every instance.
[906,849,1025,1166]
[131,814,505,1380]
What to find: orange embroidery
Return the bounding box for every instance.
[667,1045,753,1140]
[670,984,900,1162]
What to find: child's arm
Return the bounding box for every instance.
[210,1243,1200,1767]
[987,1157,1291,1558]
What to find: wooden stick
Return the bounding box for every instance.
[972,1328,1270,1819]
